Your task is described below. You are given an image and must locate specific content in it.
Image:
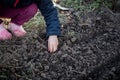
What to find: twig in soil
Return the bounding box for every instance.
[103,3,120,16]
[39,44,47,49]
[52,1,70,11]
[69,70,86,75]
[14,73,32,80]
[62,54,78,63]
[67,55,78,62]
[0,65,23,69]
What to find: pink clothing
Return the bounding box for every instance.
[0,3,38,25]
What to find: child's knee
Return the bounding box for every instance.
[25,3,38,16]
[12,3,38,25]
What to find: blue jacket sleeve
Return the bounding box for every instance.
[36,0,61,37]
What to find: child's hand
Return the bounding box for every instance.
[48,35,58,53]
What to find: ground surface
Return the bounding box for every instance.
[0,7,120,80]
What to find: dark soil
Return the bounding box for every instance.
[0,7,120,80]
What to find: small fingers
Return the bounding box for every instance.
[48,42,58,53]
[48,35,59,53]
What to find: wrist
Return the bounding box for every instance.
[49,35,57,38]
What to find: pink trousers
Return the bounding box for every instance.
[0,3,38,25]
